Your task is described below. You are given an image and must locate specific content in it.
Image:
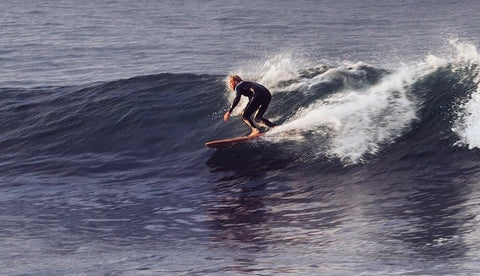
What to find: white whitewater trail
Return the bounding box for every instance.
[451,40,480,150]
[228,40,480,163]
[264,53,448,164]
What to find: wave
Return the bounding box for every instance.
[1,40,480,177]
[230,40,480,164]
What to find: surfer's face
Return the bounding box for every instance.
[229,78,238,91]
[229,75,242,91]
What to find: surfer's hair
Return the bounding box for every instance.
[230,75,242,82]
[229,75,243,90]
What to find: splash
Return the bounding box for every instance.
[451,40,480,149]
[268,55,448,164]
[234,52,305,89]
[225,53,307,116]
[271,66,416,163]
[224,40,480,162]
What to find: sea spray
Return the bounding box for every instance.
[268,55,449,164]
[225,53,306,116]
[451,40,480,149]
[221,41,480,163]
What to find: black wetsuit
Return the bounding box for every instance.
[228,81,276,129]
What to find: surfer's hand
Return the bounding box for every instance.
[223,111,230,122]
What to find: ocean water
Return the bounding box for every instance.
[2,1,480,275]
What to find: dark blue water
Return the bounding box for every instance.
[2,1,480,275]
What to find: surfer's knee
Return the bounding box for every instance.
[242,112,254,121]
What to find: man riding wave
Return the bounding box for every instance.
[223,75,277,136]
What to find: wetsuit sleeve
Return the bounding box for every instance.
[228,91,241,113]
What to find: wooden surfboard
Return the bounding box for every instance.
[205,133,265,149]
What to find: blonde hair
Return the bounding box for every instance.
[229,75,243,90]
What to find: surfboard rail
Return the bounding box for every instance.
[205,133,265,149]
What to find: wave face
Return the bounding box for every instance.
[2,41,480,179]
[0,74,225,179]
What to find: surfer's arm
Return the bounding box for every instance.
[228,93,241,113]
[223,91,242,122]
[224,92,241,121]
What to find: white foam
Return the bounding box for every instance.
[225,53,306,115]
[451,40,480,149]
[274,69,414,163]
[224,41,480,161]
[455,92,480,149]
[229,52,308,89]
[269,56,448,164]
[449,38,480,63]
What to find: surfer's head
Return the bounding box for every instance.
[229,75,243,91]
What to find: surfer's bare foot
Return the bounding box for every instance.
[249,128,260,136]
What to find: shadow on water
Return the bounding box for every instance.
[207,179,269,251]
[202,142,356,273]
[205,142,297,181]
[204,143,289,254]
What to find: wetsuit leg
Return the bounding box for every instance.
[254,97,277,128]
[242,98,262,129]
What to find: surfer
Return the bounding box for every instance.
[223,75,277,136]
